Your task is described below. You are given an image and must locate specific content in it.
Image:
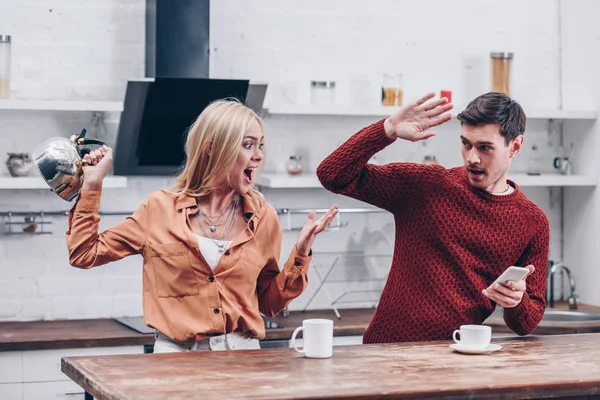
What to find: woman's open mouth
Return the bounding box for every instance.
[243,167,255,184]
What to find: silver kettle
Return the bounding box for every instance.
[32,129,107,201]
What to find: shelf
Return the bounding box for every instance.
[525,109,598,120]
[267,105,398,117]
[257,172,597,189]
[0,176,128,189]
[0,99,124,112]
[267,105,598,120]
[508,174,597,187]
[257,173,323,189]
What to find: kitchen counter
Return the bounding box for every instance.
[0,309,370,352]
[62,333,600,400]
[2,302,600,351]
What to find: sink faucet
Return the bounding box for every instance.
[548,262,579,310]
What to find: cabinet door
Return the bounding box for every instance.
[0,351,22,383]
[23,380,85,400]
[290,335,364,348]
[22,345,143,382]
[0,382,22,400]
[333,335,363,346]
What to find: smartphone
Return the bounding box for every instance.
[493,266,530,287]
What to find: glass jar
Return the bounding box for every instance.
[310,81,335,106]
[526,143,542,176]
[381,73,403,106]
[490,52,513,95]
[462,56,484,105]
[0,35,11,99]
[422,155,439,165]
[286,155,303,175]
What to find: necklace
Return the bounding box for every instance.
[197,196,238,233]
[196,197,238,253]
[199,206,234,232]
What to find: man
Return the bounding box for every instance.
[317,92,549,343]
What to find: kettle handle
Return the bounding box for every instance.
[76,138,108,158]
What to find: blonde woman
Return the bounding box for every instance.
[67,99,338,353]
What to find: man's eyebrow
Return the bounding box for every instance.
[460,136,494,145]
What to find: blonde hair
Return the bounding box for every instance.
[171,99,264,211]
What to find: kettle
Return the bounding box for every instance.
[32,129,107,201]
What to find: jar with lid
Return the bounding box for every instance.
[0,35,11,99]
[381,73,403,106]
[526,143,542,176]
[310,81,335,106]
[286,155,304,175]
[422,155,439,165]
[490,52,513,95]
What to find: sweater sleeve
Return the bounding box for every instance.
[503,214,550,335]
[316,119,433,213]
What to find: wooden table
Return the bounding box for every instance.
[62,333,600,400]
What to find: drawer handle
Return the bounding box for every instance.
[65,390,85,395]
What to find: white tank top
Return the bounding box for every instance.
[195,235,232,270]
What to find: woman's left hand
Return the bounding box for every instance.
[295,205,339,256]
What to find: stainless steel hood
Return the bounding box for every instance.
[146,0,209,79]
[113,1,267,176]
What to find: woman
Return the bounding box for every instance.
[67,99,338,353]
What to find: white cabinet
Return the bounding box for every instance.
[0,345,142,400]
[0,99,123,112]
[22,381,85,400]
[267,105,598,120]
[332,335,363,346]
[22,346,142,382]
[0,176,127,190]
[290,335,363,348]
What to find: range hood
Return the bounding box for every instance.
[113,0,267,176]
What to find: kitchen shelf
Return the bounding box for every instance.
[0,176,128,189]
[257,173,323,189]
[267,105,598,120]
[0,99,124,112]
[257,172,597,189]
[508,174,597,187]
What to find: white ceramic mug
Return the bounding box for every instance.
[291,319,333,359]
[452,325,491,349]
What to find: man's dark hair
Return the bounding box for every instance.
[456,92,526,145]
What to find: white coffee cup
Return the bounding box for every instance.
[452,325,491,349]
[291,319,333,359]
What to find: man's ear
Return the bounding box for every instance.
[510,136,523,158]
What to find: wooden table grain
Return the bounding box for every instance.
[62,333,600,400]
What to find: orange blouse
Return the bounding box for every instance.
[66,190,311,342]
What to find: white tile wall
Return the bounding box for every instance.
[560,0,600,306]
[0,0,597,321]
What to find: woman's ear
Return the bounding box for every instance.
[204,141,212,156]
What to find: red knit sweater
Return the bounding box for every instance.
[316,120,550,343]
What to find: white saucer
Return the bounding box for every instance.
[450,343,502,355]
